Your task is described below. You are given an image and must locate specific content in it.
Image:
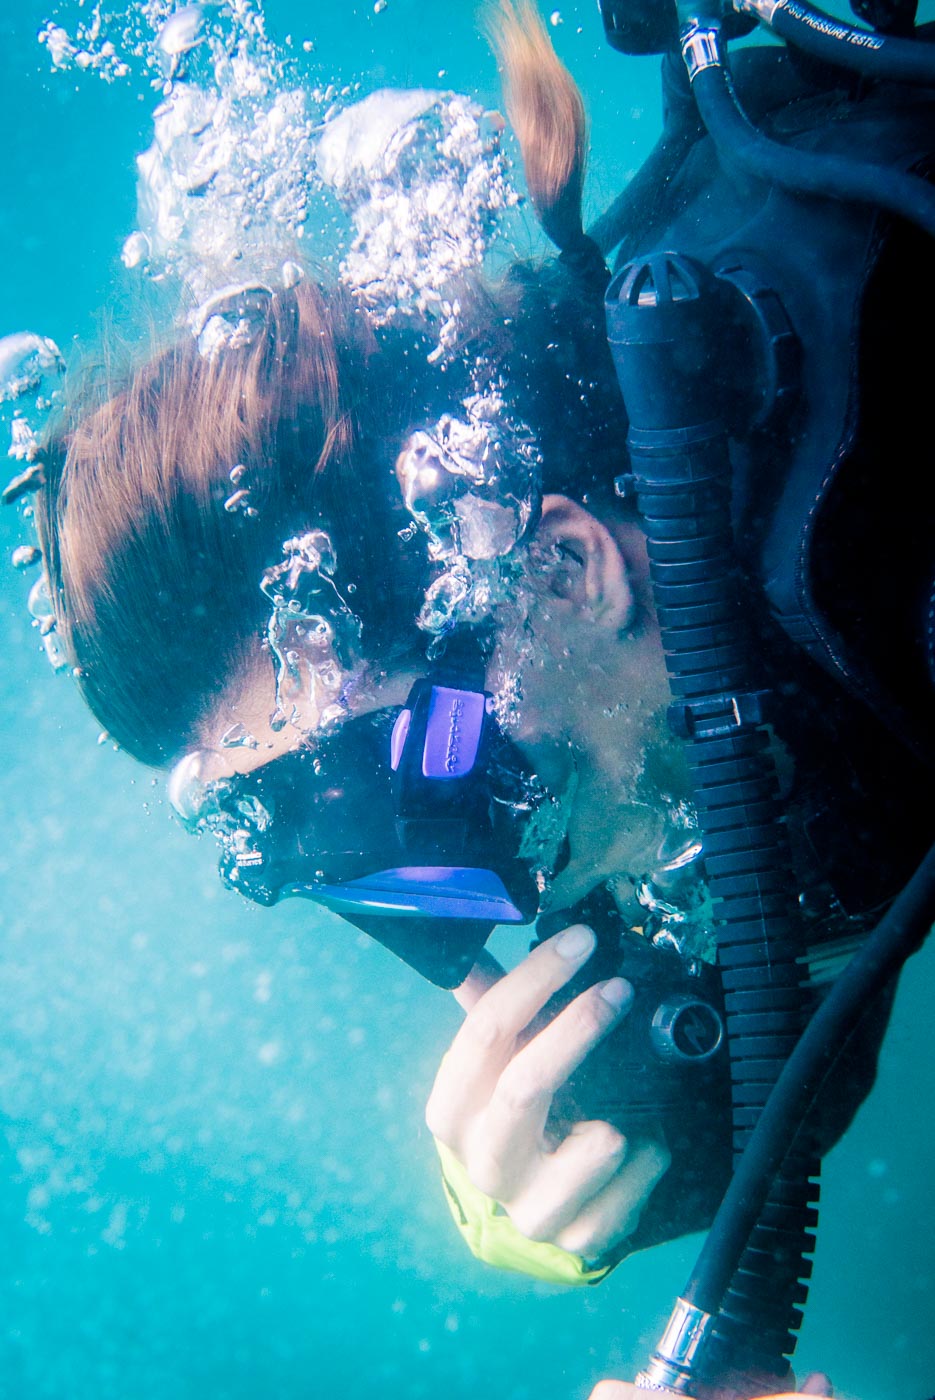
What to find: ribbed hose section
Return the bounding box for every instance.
[627,421,818,1379]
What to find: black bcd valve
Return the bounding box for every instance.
[598,0,755,55]
[606,251,799,442]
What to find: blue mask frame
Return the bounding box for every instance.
[213,673,553,986]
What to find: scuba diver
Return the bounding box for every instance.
[13,0,935,1394]
[417,6,935,1391]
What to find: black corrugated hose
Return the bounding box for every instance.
[682,838,935,1323]
[606,251,820,1379]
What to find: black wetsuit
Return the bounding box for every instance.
[509,40,935,1261]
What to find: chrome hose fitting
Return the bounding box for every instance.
[635,1298,714,1394]
[680,17,724,81]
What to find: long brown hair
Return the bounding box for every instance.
[36,3,607,769]
[38,283,434,765]
[486,0,589,255]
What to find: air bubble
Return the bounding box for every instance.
[155,5,207,80]
[8,417,40,463]
[261,531,363,737]
[0,332,64,404]
[315,90,518,352]
[220,722,259,750]
[121,231,151,270]
[191,283,274,361]
[11,545,42,571]
[42,630,70,672]
[396,388,540,638]
[27,575,52,620]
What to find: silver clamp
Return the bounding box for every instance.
[667,689,771,741]
[635,1297,714,1394]
[680,18,724,82]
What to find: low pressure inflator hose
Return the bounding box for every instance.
[681,15,935,244]
[732,0,935,87]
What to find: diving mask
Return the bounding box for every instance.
[169,674,561,987]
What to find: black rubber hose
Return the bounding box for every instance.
[628,419,819,1375]
[683,837,935,1320]
[607,252,820,1375]
[742,0,935,86]
[689,56,935,242]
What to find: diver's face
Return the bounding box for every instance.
[203,662,419,777]
[201,494,687,930]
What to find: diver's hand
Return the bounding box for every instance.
[588,1370,833,1399]
[425,926,671,1261]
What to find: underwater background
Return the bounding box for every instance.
[1,1,933,1396]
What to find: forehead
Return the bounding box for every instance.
[199,662,421,781]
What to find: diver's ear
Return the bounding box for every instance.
[531,494,635,629]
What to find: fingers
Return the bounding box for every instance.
[798,1375,833,1397]
[464,926,599,1050]
[587,1375,830,1400]
[552,1133,671,1258]
[589,1384,645,1400]
[498,974,632,1108]
[588,1386,815,1400]
[452,949,505,1012]
[474,978,632,1191]
[426,926,598,1144]
[428,925,669,1272]
[495,1118,627,1241]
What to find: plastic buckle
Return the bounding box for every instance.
[668,690,771,740]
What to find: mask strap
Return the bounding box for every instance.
[425,623,494,694]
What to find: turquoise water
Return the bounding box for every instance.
[0,2,933,1397]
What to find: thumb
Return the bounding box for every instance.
[799,1375,833,1397]
[452,948,505,1012]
